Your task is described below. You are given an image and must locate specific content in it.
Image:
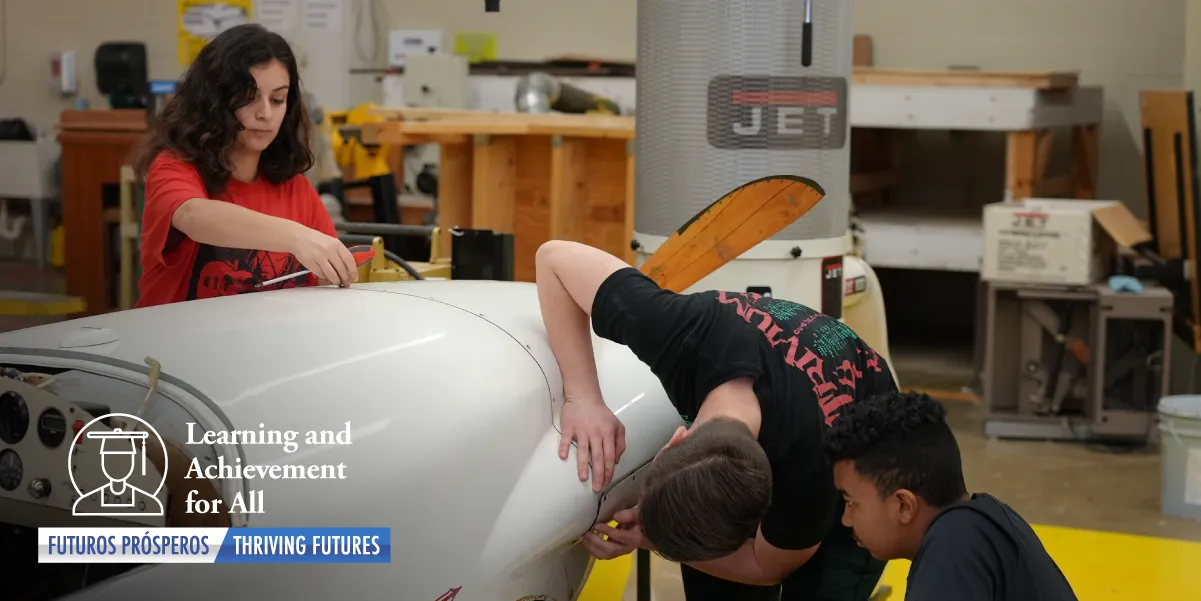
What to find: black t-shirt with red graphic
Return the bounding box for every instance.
[591,267,897,551]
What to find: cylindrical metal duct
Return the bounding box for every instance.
[634,0,852,247]
[515,72,623,115]
[633,0,854,313]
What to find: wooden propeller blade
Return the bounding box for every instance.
[639,174,826,292]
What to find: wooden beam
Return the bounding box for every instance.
[437,141,474,259]
[1070,124,1100,200]
[548,136,589,242]
[853,67,1078,90]
[471,135,517,234]
[1005,131,1039,200]
[368,108,635,139]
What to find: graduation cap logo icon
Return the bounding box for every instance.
[70,413,168,518]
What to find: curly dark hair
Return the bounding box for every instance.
[132,23,313,196]
[823,391,967,508]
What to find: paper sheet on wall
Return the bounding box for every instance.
[453,31,497,63]
[257,0,298,32]
[177,0,255,67]
[302,0,343,33]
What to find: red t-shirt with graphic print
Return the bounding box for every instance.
[136,153,337,308]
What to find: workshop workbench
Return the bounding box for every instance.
[362,110,636,283]
[850,68,1102,272]
[851,68,1101,201]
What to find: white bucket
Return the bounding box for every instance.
[1157,395,1201,522]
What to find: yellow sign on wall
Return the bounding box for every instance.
[453,31,498,63]
[177,0,255,67]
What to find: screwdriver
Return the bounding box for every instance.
[255,245,376,288]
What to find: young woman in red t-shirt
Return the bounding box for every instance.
[131,23,358,307]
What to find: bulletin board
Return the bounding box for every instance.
[177,0,255,67]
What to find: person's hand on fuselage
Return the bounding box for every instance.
[287,225,359,286]
[582,506,647,560]
[559,393,626,493]
[536,240,635,493]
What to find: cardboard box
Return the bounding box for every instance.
[981,199,1152,286]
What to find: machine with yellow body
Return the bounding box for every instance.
[353,230,452,283]
[327,103,394,181]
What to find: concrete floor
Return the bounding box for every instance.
[4,261,1201,599]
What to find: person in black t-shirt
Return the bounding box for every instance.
[535,240,897,600]
[823,391,1079,601]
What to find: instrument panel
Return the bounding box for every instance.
[0,374,166,528]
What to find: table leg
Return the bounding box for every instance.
[471,134,517,234]
[549,135,589,244]
[1005,129,1054,201]
[1070,124,1100,199]
[437,141,473,260]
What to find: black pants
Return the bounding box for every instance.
[679,523,887,601]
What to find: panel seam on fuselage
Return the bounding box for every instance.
[348,288,566,439]
[354,288,614,543]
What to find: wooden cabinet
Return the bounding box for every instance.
[57,110,147,317]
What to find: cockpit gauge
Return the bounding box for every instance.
[0,449,22,492]
[0,391,29,445]
[37,408,67,448]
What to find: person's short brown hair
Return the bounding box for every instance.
[639,417,772,562]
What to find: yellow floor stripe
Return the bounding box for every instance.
[877,523,1201,600]
[577,555,632,601]
[578,524,1201,600]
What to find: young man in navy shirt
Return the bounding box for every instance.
[824,391,1079,601]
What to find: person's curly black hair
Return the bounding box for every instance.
[132,23,313,196]
[823,391,968,508]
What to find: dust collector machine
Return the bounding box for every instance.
[633,0,855,317]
